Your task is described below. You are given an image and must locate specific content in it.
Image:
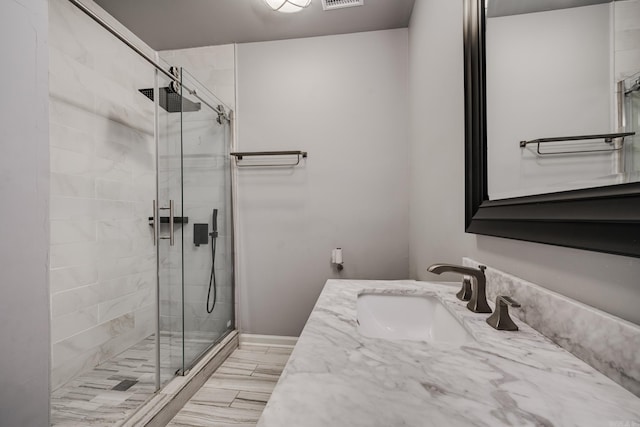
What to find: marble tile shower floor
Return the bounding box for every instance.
[50,333,219,426]
[167,344,293,427]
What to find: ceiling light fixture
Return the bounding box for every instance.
[263,0,311,13]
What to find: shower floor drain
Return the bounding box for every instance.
[112,379,138,391]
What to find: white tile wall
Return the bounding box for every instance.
[49,0,157,389]
[161,45,236,110]
[615,0,640,81]
[615,0,640,178]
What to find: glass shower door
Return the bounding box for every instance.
[156,69,185,384]
[157,67,234,382]
[179,68,235,370]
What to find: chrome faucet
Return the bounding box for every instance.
[486,296,521,331]
[427,263,492,313]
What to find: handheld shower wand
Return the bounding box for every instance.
[211,209,218,238]
[206,209,219,314]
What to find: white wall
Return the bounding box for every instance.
[237,29,410,336]
[409,0,640,326]
[49,0,157,389]
[486,4,613,199]
[0,0,51,424]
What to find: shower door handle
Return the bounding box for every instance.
[169,199,175,246]
[152,200,157,246]
[158,199,176,246]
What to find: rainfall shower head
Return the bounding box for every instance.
[138,86,201,113]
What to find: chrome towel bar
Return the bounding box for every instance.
[230,151,308,167]
[519,132,635,156]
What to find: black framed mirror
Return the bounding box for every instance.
[463,0,640,258]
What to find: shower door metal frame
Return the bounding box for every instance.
[153,67,161,391]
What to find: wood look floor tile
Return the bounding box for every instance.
[226,350,290,366]
[168,404,262,426]
[237,344,269,353]
[253,364,284,376]
[189,387,239,407]
[222,361,258,371]
[230,399,266,411]
[168,346,295,427]
[231,390,270,411]
[217,365,255,376]
[265,346,294,355]
[250,372,280,380]
[235,391,271,403]
[207,373,277,394]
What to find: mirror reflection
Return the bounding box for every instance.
[486,0,640,200]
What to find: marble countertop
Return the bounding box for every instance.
[257,280,640,427]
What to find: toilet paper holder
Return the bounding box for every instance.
[331,248,344,271]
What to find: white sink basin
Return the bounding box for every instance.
[356,293,473,343]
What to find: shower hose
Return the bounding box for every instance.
[206,215,218,314]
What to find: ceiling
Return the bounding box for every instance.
[487,0,611,18]
[93,0,416,51]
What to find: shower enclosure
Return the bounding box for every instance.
[49,0,235,424]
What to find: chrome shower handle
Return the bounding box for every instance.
[158,200,175,246]
[152,200,157,246]
[169,199,174,246]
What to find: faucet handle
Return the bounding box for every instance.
[456,276,473,301]
[486,295,521,331]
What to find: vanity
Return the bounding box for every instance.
[257,277,640,427]
[255,0,640,422]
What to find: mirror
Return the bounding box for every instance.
[485,0,640,200]
[464,0,640,257]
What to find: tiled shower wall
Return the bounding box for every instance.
[48,0,157,389]
[615,0,640,168]
[615,0,640,81]
[161,46,236,110]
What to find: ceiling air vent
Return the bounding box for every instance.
[321,0,364,11]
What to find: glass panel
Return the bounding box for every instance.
[485,2,615,200]
[157,70,185,384]
[624,72,640,175]
[180,68,235,371]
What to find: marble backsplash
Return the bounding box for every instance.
[463,257,640,397]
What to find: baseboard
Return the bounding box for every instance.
[239,333,298,348]
[121,330,239,427]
